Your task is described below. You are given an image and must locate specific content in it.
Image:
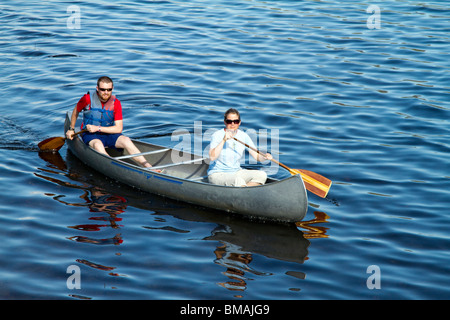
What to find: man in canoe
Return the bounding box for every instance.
[208,108,273,187]
[65,76,159,170]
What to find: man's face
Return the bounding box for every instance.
[97,81,113,102]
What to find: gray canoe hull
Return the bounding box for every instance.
[64,114,308,222]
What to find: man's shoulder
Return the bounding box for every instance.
[112,95,121,105]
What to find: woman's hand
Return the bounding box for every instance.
[223,129,237,141]
[260,152,273,162]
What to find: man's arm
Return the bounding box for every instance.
[66,105,80,140]
[86,119,123,134]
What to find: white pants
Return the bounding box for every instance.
[208,169,267,187]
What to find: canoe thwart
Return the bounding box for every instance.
[114,148,171,160]
[149,157,207,170]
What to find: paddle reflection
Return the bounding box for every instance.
[214,246,255,292]
[296,211,330,239]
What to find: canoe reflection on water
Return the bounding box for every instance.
[36,150,331,295]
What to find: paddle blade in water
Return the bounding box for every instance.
[289,169,331,198]
[38,136,66,152]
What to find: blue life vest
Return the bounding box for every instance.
[82,90,116,129]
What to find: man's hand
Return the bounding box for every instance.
[66,130,75,140]
[86,124,100,133]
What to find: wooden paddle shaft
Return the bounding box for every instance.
[232,137,285,167]
[233,137,318,173]
[70,129,88,138]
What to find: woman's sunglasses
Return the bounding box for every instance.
[225,119,241,124]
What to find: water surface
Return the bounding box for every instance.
[0,0,449,300]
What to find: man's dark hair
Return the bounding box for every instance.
[97,76,113,87]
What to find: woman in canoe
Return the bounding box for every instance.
[208,108,272,187]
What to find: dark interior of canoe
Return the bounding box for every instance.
[103,140,277,185]
[103,140,209,181]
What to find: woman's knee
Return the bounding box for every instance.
[252,170,267,185]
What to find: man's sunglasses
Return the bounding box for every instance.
[98,88,113,92]
[225,119,241,124]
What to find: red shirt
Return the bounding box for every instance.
[76,92,123,121]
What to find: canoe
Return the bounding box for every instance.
[64,113,308,222]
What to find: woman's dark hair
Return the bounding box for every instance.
[224,108,240,121]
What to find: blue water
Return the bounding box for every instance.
[0,0,449,300]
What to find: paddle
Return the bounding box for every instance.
[233,137,332,198]
[38,129,87,152]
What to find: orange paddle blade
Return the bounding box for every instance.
[38,136,66,152]
[289,169,332,198]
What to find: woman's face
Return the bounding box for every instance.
[224,113,241,131]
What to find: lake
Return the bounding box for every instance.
[0,0,449,301]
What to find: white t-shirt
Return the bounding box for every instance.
[207,129,257,175]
